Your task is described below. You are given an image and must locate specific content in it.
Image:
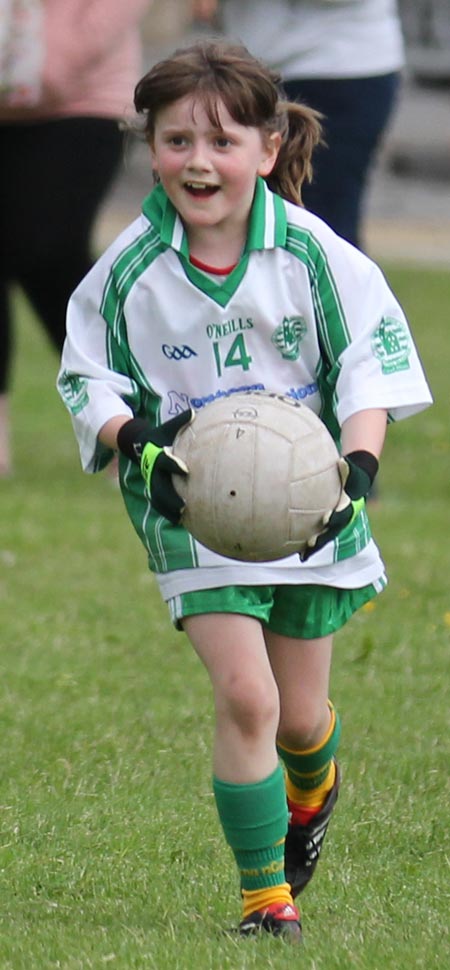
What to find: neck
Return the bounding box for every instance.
[186,225,246,269]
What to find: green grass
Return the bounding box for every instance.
[1,265,449,969]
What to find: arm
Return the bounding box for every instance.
[98,415,134,451]
[341,407,387,459]
[57,244,141,473]
[111,412,194,524]
[60,332,192,522]
[98,413,192,525]
[300,408,387,562]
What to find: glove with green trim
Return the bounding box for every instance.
[299,449,379,562]
[117,410,193,524]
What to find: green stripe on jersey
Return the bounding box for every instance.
[333,507,372,562]
[120,463,200,572]
[285,225,351,358]
[101,226,167,401]
[245,177,287,250]
[105,329,141,412]
[100,228,164,331]
[99,217,201,568]
[285,224,351,442]
[285,225,371,555]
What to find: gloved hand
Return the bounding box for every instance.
[300,449,379,562]
[117,410,193,524]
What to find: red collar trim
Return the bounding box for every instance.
[189,254,238,275]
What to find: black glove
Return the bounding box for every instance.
[117,410,193,524]
[300,450,379,562]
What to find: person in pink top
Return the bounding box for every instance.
[0,0,149,476]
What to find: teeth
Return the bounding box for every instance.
[186,181,215,189]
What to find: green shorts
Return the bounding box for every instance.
[167,580,385,639]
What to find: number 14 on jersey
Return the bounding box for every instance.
[212,334,253,377]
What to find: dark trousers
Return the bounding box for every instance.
[282,72,400,248]
[0,117,123,391]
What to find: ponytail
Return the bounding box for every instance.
[266,101,323,206]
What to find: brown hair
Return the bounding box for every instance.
[134,40,322,206]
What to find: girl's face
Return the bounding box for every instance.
[150,95,280,248]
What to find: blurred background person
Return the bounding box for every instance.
[191,0,404,504]
[191,0,404,251]
[0,0,150,477]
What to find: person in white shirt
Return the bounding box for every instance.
[192,0,404,248]
[58,40,431,942]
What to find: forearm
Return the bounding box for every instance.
[301,408,387,560]
[98,415,133,451]
[341,408,388,459]
[103,411,192,524]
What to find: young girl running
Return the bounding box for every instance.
[58,41,432,942]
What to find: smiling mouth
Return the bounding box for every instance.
[184,181,220,198]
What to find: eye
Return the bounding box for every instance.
[168,135,187,147]
[214,136,232,149]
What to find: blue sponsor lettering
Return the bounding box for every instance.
[168,390,191,414]
[189,383,265,410]
[167,381,318,414]
[286,382,318,401]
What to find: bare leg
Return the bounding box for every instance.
[0,393,11,477]
[183,613,303,934]
[264,631,334,749]
[183,612,280,783]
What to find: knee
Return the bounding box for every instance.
[278,702,331,751]
[217,670,279,739]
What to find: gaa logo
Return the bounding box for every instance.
[271,316,307,361]
[371,318,411,375]
[162,344,197,361]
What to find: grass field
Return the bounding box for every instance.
[1,265,449,969]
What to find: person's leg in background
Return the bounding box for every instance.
[0,285,12,476]
[0,118,123,474]
[283,73,401,248]
[0,131,13,476]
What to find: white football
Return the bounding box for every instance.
[172,391,343,562]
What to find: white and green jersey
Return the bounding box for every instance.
[58,179,432,598]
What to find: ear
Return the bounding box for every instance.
[257,131,282,178]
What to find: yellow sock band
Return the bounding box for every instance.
[242,882,294,920]
[278,702,340,806]
[286,759,336,810]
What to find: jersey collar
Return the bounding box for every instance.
[141,177,288,256]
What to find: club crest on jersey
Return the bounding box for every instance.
[58,370,89,414]
[271,316,307,361]
[371,318,411,374]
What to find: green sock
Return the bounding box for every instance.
[213,765,288,891]
[277,704,341,793]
